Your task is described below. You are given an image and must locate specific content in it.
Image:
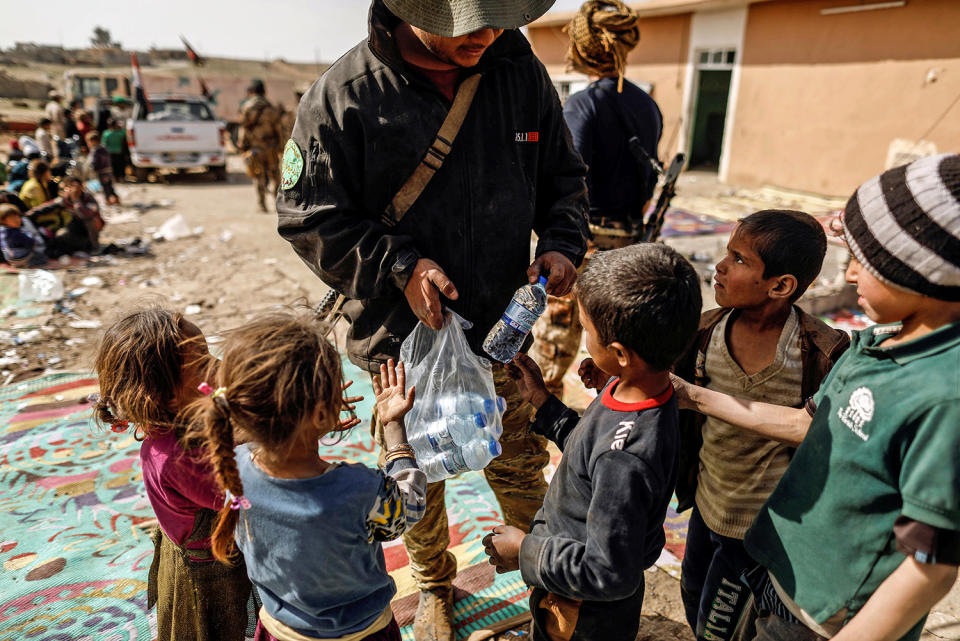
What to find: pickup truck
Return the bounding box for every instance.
[127,94,227,181]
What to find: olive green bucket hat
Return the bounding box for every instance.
[383,0,557,37]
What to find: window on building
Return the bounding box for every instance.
[695,48,737,70]
[79,77,102,97]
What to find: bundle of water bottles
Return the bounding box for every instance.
[405,391,507,482]
[400,277,550,482]
[400,311,508,482]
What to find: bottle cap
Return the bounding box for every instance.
[538,275,548,286]
[489,439,502,457]
[473,412,487,427]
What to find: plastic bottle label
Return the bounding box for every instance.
[502,301,539,333]
[426,424,453,451]
[440,450,467,475]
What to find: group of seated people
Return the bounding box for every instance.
[0,159,105,267]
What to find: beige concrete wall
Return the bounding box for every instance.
[728,0,960,196]
[528,13,692,159]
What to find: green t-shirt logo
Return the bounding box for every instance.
[838,386,873,442]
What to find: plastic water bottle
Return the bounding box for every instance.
[483,276,548,363]
[436,393,507,423]
[407,419,456,456]
[460,437,502,471]
[435,393,507,444]
[419,448,471,483]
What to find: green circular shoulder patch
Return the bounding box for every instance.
[280,139,304,190]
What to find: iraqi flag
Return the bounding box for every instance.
[180,35,205,67]
[131,53,150,113]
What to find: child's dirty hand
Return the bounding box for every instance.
[578,358,611,391]
[506,353,550,408]
[337,380,363,430]
[669,373,693,410]
[482,525,524,573]
[372,359,415,426]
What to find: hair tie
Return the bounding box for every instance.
[199,382,231,414]
[110,419,129,433]
[225,490,251,510]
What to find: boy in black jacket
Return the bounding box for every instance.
[484,243,702,641]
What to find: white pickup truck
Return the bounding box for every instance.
[127,94,227,181]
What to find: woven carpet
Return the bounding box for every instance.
[659,208,736,238]
[0,360,689,641]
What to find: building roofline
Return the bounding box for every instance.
[531,0,774,27]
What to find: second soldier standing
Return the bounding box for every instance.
[237,79,284,212]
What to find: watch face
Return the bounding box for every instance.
[393,249,418,273]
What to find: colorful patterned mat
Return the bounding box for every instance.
[659,208,736,238]
[0,363,689,641]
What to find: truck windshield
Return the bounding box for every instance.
[141,100,214,122]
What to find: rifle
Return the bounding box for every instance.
[639,151,685,243]
[314,288,346,336]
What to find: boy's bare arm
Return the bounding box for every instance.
[672,375,811,446]
[831,558,957,641]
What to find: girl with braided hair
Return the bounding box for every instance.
[93,307,252,641]
[186,313,426,641]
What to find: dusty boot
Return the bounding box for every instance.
[413,586,455,641]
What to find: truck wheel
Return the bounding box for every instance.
[211,165,228,182]
[133,167,150,183]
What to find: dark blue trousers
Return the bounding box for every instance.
[680,506,757,641]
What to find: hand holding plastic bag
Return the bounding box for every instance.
[400,311,506,482]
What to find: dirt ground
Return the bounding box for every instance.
[3,157,958,640]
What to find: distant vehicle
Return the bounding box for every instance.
[127,94,227,181]
[64,70,132,109]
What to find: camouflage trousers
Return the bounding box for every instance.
[373,363,549,590]
[244,147,281,209]
[528,228,636,399]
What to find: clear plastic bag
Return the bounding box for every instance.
[400,311,505,482]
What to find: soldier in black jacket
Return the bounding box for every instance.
[276,1,589,639]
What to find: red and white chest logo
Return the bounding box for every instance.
[515,131,539,142]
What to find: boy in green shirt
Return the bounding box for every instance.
[101,119,127,183]
[674,153,960,641]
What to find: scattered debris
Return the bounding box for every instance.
[18,270,65,302]
[153,215,199,242]
[68,320,103,330]
[80,276,105,288]
[14,330,42,344]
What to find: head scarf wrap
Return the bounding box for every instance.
[565,0,640,92]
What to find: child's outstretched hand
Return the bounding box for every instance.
[505,353,551,409]
[578,358,612,391]
[337,380,364,431]
[372,359,415,426]
[482,525,524,573]
[669,373,694,410]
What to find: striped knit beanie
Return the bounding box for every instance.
[843,153,960,301]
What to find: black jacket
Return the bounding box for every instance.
[277,1,589,372]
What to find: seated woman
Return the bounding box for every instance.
[18,159,57,209]
[28,175,103,255]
